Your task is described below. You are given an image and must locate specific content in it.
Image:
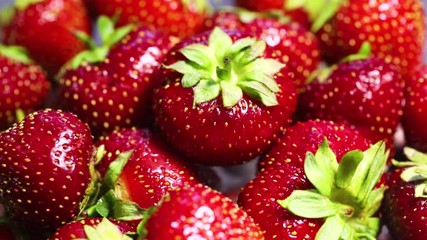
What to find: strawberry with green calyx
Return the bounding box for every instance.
[382,147,427,239]
[56,16,177,138]
[1,0,91,78]
[0,44,50,131]
[279,140,388,239]
[153,27,297,165]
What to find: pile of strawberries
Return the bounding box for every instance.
[0,0,426,239]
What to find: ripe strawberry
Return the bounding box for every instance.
[1,0,91,77]
[56,16,176,138]
[0,224,15,240]
[49,218,137,240]
[201,8,321,91]
[95,128,199,209]
[0,109,95,231]
[0,45,50,131]
[314,0,425,75]
[239,120,388,239]
[297,57,404,152]
[382,147,427,240]
[92,0,209,39]
[401,64,427,152]
[143,183,264,239]
[152,27,297,165]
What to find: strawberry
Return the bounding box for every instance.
[239,120,388,239]
[95,128,199,209]
[49,218,137,240]
[56,16,176,138]
[92,0,210,39]
[0,0,91,77]
[0,109,95,231]
[0,45,50,131]
[201,8,321,91]
[142,183,264,239]
[312,0,425,75]
[382,147,427,240]
[297,56,404,152]
[401,64,427,152]
[0,224,15,240]
[152,27,297,165]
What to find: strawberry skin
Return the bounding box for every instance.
[297,57,404,151]
[0,54,50,131]
[1,0,91,77]
[144,183,264,239]
[316,0,425,75]
[92,0,209,39]
[57,26,176,138]
[402,64,427,152]
[96,128,198,209]
[0,109,95,231]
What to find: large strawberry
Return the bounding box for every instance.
[0,109,95,231]
[0,45,50,131]
[201,8,321,92]
[239,120,388,239]
[152,27,297,166]
[297,56,404,152]
[56,16,176,138]
[92,0,209,39]
[382,147,427,240]
[142,183,264,239]
[401,64,427,152]
[0,0,91,77]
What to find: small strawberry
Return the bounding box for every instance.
[56,16,176,138]
[153,27,297,165]
[201,8,321,91]
[297,56,404,152]
[92,0,210,39]
[239,120,387,239]
[0,0,91,77]
[401,64,427,152]
[95,128,199,209]
[382,147,427,240]
[142,183,264,239]
[49,218,137,240]
[0,109,95,231]
[0,44,50,131]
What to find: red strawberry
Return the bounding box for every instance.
[0,224,16,240]
[382,147,427,240]
[152,27,297,165]
[0,45,50,131]
[201,8,321,91]
[56,16,176,138]
[401,64,427,152]
[95,128,199,209]
[1,0,91,77]
[49,218,137,240]
[92,0,210,39]
[0,109,95,231]
[239,120,388,239]
[313,0,425,75]
[143,183,264,239]
[297,57,404,152]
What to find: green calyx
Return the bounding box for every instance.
[181,0,211,13]
[393,147,427,198]
[84,218,133,240]
[0,0,44,25]
[68,15,134,69]
[166,27,284,108]
[0,44,32,64]
[284,0,345,32]
[278,139,389,240]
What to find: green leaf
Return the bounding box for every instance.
[182,72,204,88]
[245,58,284,76]
[98,16,116,45]
[0,5,15,26]
[315,215,345,240]
[304,139,338,196]
[0,45,32,64]
[15,0,44,10]
[360,187,386,217]
[246,72,280,92]
[340,42,371,63]
[404,147,427,164]
[209,27,233,66]
[112,199,145,221]
[193,80,221,105]
[74,30,97,49]
[165,61,195,74]
[15,108,25,122]
[241,40,266,64]
[85,218,133,240]
[95,145,106,165]
[278,190,338,218]
[102,150,133,191]
[106,24,134,47]
[335,150,364,189]
[239,81,278,106]
[220,81,243,108]
[84,225,104,240]
[414,183,427,198]
[180,44,213,68]
[229,38,256,56]
[236,9,258,23]
[401,166,427,182]
[311,0,344,32]
[137,206,157,240]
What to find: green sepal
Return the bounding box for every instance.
[181,0,210,13]
[339,42,372,63]
[310,0,344,32]
[210,27,233,65]
[414,183,427,198]
[239,81,279,106]
[136,205,157,240]
[0,5,15,26]
[15,109,26,122]
[278,190,338,218]
[220,81,243,107]
[400,166,427,182]
[335,150,364,189]
[359,187,386,217]
[0,45,32,64]
[15,0,44,10]
[180,44,213,69]
[84,218,133,240]
[315,215,346,240]
[102,150,133,191]
[193,80,221,106]
[91,190,145,220]
[403,147,427,164]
